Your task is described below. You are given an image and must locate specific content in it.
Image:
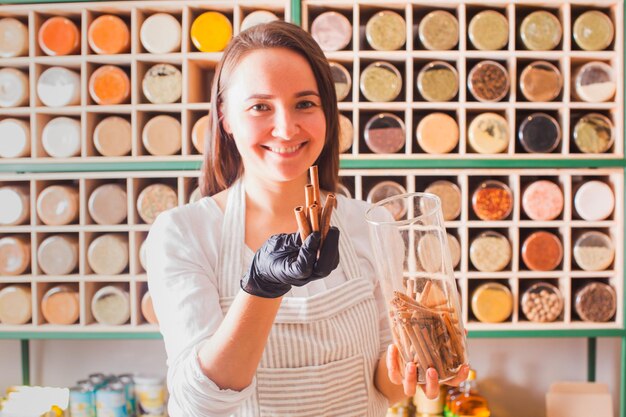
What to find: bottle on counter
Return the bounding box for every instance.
[449,369,490,417]
[386,397,415,417]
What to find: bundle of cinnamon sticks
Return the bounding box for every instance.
[294,165,336,245]
[389,280,466,381]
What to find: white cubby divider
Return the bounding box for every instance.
[0,168,621,332]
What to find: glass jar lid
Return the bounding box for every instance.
[416,113,459,154]
[575,282,616,322]
[365,10,406,51]
[520,10,562,51]
[329,61,351,101]
[469,231,511,272]
[521,231,563,271]
[521,180,564,221]
[360,61,402,102]
[338,113,354,153]
[417,61,458,102]
[518,112,561,153]
[468,60,509,102]
[366,180,407,220]
[521,282,564,323]
[573,113,614,154]
[467,112,509,154]
[574,61,616,103]
[574,180,614,221]
[91,284,130,325]
[311,11,352,52]
[573,10,614,51]
[519,61,562,102]
[41,284,80,325]
[471,282,513,323]
[424,180,461,221]
[364,112,405,154]
[573,230,615,271]
[472,179,513,221]
[418,10,459,50]
[468,10,509,50]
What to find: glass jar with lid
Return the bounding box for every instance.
[575,282,616,322]
[329,61,351,101]
[424,180,461,221]
[471,180,513,221]
[573,61,616,103]
[520,11,562,51]
[365,10,406,51]
[469,231,512,272]
[91,284,130,325]
[468,10,508,51]
[468,60,509,102]
[417,61,458,102]
[521,282,564,323]
[416,113,459,154]
[573,230,615,271]
[518,113,561,153]
[522,180,564,221]
[573,10,614,51]
[519,61,562,102]
[41,284,80,325]
[338,114,354,153]
[364,113,405,154]
[418,10,459,50]
[366,181,407,220]
[573,113,614,154]
[360,61,402,102]
[471,282,513,323]
[311,11,352,52]
[467,113,509,154]
[521,231,563,271]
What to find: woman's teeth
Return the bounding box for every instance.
[267,143,304,154]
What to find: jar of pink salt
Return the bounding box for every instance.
[522,180,564,220]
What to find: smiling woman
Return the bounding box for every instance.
[146,21,466,417]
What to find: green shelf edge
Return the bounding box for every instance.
[1,329,624,340]
[0,158,625,174]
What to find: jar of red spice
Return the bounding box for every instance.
[521,230,563,271]
[471,180,513,220]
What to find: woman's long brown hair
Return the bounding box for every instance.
[199,21,340,197]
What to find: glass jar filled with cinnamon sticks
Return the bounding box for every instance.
[366,193,468,383]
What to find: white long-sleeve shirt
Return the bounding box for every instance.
[146,194,392,416]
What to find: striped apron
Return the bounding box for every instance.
[217,180,389,417]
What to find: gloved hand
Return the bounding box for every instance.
[241,227,340,298]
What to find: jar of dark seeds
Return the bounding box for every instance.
[575,282,616,322]
[468,60,509,102]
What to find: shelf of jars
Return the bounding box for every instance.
[0,168,622,332]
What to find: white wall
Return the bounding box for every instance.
[0,337,621,417]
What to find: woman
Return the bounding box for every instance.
[147,21,468,417]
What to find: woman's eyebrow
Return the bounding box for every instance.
[245,91,320,101]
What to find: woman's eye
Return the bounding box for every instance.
[297,100,316,109]
[251,103,270,111]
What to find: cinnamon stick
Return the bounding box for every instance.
[308,204,320,232]
[294,206,311,242]
[320,193,336,243]
[305,184,314,214]
[421,327,444,375]
[420,281,432,303]
[401,320,429,376]
[309,166,321,205]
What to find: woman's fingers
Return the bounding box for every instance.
[386,344,403,385]
[421,367,440,399]
[403,362,417,396]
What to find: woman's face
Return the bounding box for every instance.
[221,47,326,183]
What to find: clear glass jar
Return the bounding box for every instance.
[573,230,615,271]
[573,10,614,51]
[416,113,459,154]
[364,113,405,154]
[519,61,562,102]
[367,181,407,220]
[417,61,458,102]
[311,11,352,52]
[37,234,79,275]
[573,61,616,103]
[573,113,614,154]
[521,282,563,323]
[471,282,512,323]
[447,233,461,270]
[520,11,562,51]
[0,235,30,276]
[134,374,167,416]
[41,284,80,325]
[522,180,564,221]
[575,282,616,322]
[467,60,509,102]
[468,10,508,51]
[467,113,509,154]
[338,113,354,153]
[360,61,402,102]
[471,180,513,221]
[365,10,406,51]
[469,231,511,272]
[574,180,614,221]
[521,231,563,271]
[136,183,177,224]
[91,284,130,325]
[36,184,79,226]
[424,180,461,221]
[87,233,129,275]
[418,10,459,51]
[366,192,468,383]
[0,185,30,226]
[329,61,351,101]
[518,112,561,153]
[0,284,32,325]
[88,183,127,225]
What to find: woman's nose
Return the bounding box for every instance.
[271,108,299,140]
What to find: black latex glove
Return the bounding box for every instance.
[240,227,340,298]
